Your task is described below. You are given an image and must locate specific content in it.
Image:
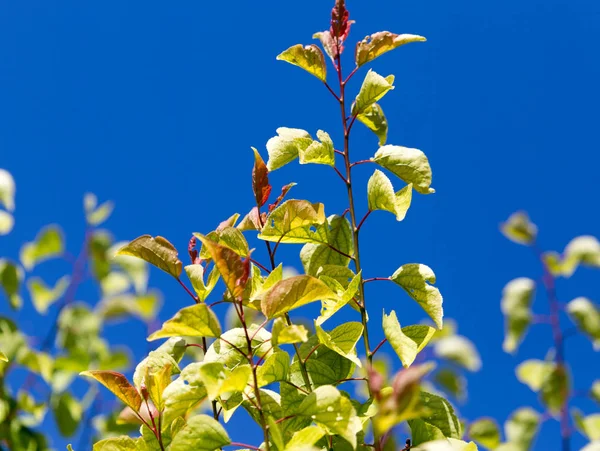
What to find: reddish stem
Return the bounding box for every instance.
[177,278,199,304]
[229,443,260,451]
[370,338,388,358]
[356,210,372,233]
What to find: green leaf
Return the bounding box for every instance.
[501,277,535,354]
[27,275,70,314]
[100,272,130,297]
[197,362,249,401]
[315,322,363,367]
[20,225,64,270]
[515,359,553,391]
[261,275,338,319]
[84,193,114,226]
[18,349,54,382]
[252,147,271,207]
[355,31,426,67]
[434,335,481,372]
[566,297,600,349]
[92,436,145,450]
[299,130,335,167]
[272,318,309,346]
[276,44,327,82]
[266,128,314,172]
[133,337,186,389]
[0,210,14,236]
[356,103,388,146]
[285,424,326,450]
[373,145,435,195]
[148,304,221,341]
[383,311,435,368]
[573,409,600,441]
[413,391,462,441]
[0,350,7,362]
[540,365,570,414]
[300,215,353,276]
[170,415,231,451]
[142,362,173,411]
[184,264,219,302]
[580,442,600,451]
[296,385,360,448]
[592,380,600,404]
[468,418,501,449]
[110,241,149,294]
[267,415,285,450]
[391,263,444,328]
[504,407,540,449]
[204,326,272,368]
[53,392,82,437]
[0,259,22,310]
[0,169,15,212]
[196,234,248,300]
[367,170,413,221]
[316,270,361,325]
[352,70,395,115]
[117,235,182,278]
[434,368,466,402]
[259,200,327,245]
[559,235,600,276]
[257,350,290,387]
[80,371,142,412]
[500,212,537,246]
[162,362,208,425]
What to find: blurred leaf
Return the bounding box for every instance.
[27,275,70,314]
[373,145,435,195]
[434,368,466,402]
[53,392,82,437]
[566,297,600,349]
[148,304,221,341]
[500,212,537,246]
[501,277,535,354]
[592,380,600,404]
[0,168,15,211]
[0,350,6,362]
[0,259,23,310]
[468,418,501,449]
[117,235,182,278]
[573,409,600,441]
[434,335,481,372]
[20,225,64,270]
[413,439,478,450]
[0,210,14,235]
[100,272,130,297]
[84,193,114,226]
[383,310,435,367]
[277,44,326,82]
[109,241,149,294]
[391,263,443,328]
[355,31,426,67]
[19,349,54,383]
[352,70,395,115]
[504,407,540,449]
[92,436,145,450]
[367,170,412,221]
[169,414,231,451]
[559,235,600,276]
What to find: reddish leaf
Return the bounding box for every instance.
[330,0,354,55]
[252,148,272,207]
[269,183,297,212]
[188,236,199,265]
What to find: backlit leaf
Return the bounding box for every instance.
[560,235,600,276]
[0,169,15,212]
[501,277,535,354]
[147,303,221,341]
[0,211,14,235]
[516,359,553,392]
[252,147,271,207]
[257,351,290,387]
[169,414,231,451]
[434,335,481,372]
[184,264,219,302]
[391,263,443,328]
[117,235,182,278]
[352,70,395,115]
[277,44,327,82]
[259,200,327,245]
[367,170,412,221]
[315,322,363,367]
[0,259,22,310]
[355,31,426,67]
[80,371,142,413]
[84,193,114,226]
[53,391,82,437]
[357,103,388,146]
[500,212,537,246]
[468,418,501,449]
[272,318,309,346]
[566,297,600,349]
[573,409,600,441]
[20,225,64,270]
[300,215,353,276]
[266,127,313,172]
[27,275,70,314]
[92,436,145,450]
[383,310,435,368]
[504,407,540,449]
[373,145,435,194]
[299,130,335,167]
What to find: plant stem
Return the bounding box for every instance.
[334,52,373,373]
[177,278,199,303]
[535,245,570,451]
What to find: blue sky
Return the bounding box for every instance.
[1,0,599,449]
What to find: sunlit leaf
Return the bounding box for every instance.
[299,130,335,167]
[383,310,435,368]
[0,350,7,362]
[117,235,182,278]
[560,235,600,276]
[20,225,64,270]
[316,270,361,325]
[504,407,540,449]
[500,212,537,246]
[84,193,114,226]
[53,391,82,437]
[162,362,208,425]
[262,275,338,319]
[300,215,353,276]
[277,44,327,82]
[501,277,535,354]
[0,259,23,310]
[27,275,70,314]
[0,211,14,235]
[204,326,272,369]
[373,145,435,195]
[285,424,326,450]
[573,409,600,441]
[315,322,363,367]
[80,371,142,413]
[410,391,462,443]
[357,103,388,146]
[0,168,15,212]
[272,318,309,346]
[413,439,478,451]
[355,31,426,67]
[133,337,186,389]
[367,170,412,221]
[592,380,600,404]
[468,418,501,449]
[434,335,481,372]
[184,264,219,302]
[313,30,336,62]
[92,436,145,450]
[252,147,271,207]
[259,200,327,245]
[257,351,290,387]
[566,297,600,349]
[18,349,54,382]
[148,304,221,341]
[266,127,313,172]
[352,70,395,115]
[391,263,443,328]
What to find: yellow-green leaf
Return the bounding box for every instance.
[468,418,501,449]
[560,235,600,276]
[0,259,23,310]
[117,235,182,278]
[0,211,14,236]
[373,145,435,195]
[501,277,535,354]
[566,297,600,349]
[500,212,537,246]
[20,225,64,270]
[27,275,70,314]
[169,414,231,451]
[0,350,7,362]
[516,359,553,392]
[277,44,327,82]
[92,436,145,450]
[383,310,435,368]
[573,409,600,441]
[367,169,413,221]
[0,169,15,212]
[352,70,395,115]
[315,322,363,367]
[434,335,481,372]
[357,103,388,146]
[355,31,426,67]
[80,370,142,412]
[299,130,335,167]
[266,127,313,172]
[184,264,219,302]
[259,200,326,245]
[285,424,326,450]
[257,351,290,387]
[504,407,540,449]
[262,275,337,319]
[148,304,221,341]
[84,193,114,226]
[272,318,309,346]
[391,263,443,328]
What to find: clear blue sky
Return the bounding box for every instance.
[1,0,599,449]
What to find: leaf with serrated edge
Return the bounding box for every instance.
[391,264,443,328]
[383,310,435,368]
[299,130,335,166]
[148,304,221,341]
[117,235,182,278]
